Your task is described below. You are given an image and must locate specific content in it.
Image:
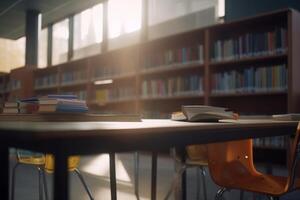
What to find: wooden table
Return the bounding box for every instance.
[0,119,297,200]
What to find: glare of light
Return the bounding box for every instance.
[108,0,142,38]
[79,4,103,43]
[81,154,131,182]
[94,79,113,85]
[80,9,92,40]
[53,19,69,40]
[218,0,225,18]
[92,4,103,43]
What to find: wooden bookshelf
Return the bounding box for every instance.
[3,10,300,114]
[4,9,300,118]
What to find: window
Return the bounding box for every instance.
[0,37,25,71]
[38,28,48,68]
[73,4,103,59]
[52,19,69,65]
[217,0,225,18]
[108,0,142,38]
[148,0,217,26]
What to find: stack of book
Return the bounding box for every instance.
[38,94,88,113]
[2,94,88,114]
[2,102,19,114]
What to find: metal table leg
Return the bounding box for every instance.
[0,146,9,200]
[151,152,157,200]
[54,152,69,200]
[109,153,117,200]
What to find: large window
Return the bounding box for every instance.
[38,28,48,68]
[108,0,142,38]
[52,19,69,65]
[73,4,103,60]
[148,0,217,26]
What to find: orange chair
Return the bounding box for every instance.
[207,122,300,200]
[164,145,208,200]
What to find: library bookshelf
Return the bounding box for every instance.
[1,9,299,164]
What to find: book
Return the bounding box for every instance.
[272,113,300,121]
[172,105,235,122]
[4,102,18,108]
[19,102,39,114]
[39,98,86,105]
[38,104,88,113]
[0,113,141,122]
[3,108,19,114]
[38,94,78,100]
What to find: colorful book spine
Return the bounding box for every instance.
[95,86,135,103]
[143,44,204,69]
[142,75,203,98]
[35,74,58,89]
[93,65,135,79]
[211,27,287,62]
[61,70,87,84]
[212,64,287,94]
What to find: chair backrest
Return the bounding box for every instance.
[44,154,80,173]
[186,144,208,165]
[207,139,257,187]
[287,122,300,191]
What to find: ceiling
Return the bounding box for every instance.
[0,0,104,40]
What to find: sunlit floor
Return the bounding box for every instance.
[9,152,300,200]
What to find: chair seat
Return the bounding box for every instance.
[18,156,45,165]
[186,159,208,166]
[219,171,300,196]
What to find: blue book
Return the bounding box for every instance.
[41,94,78,100]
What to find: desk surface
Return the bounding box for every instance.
[0,119,297,154]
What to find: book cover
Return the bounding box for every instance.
[171,105,235,122]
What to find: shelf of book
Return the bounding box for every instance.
[141,93,204,101]
[209,53,287,67]
[34,85,60,91]
[210,90,287,98]
[60,80,88,88]
[140,60,204,76]
[91,72,137,82]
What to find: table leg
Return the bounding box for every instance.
[109,153,117,200]
[151,152,157,200]
[180,150,187,200]
[54,153,68,200]
[0,146,9,200]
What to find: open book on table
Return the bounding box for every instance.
[171,105,236,122]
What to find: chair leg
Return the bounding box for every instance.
[215,187,228,200]
[10,163,19,200]
[134,152,140,200]
[164,165,187,200]
[268,196,280,200]
[196,168,200,200]
[41,169,49,200]
[199,166,207,200]
[74,168,94,200]
[239,190,244,200]
[37,167,43,200]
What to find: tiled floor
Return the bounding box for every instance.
[9,152,300,200]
